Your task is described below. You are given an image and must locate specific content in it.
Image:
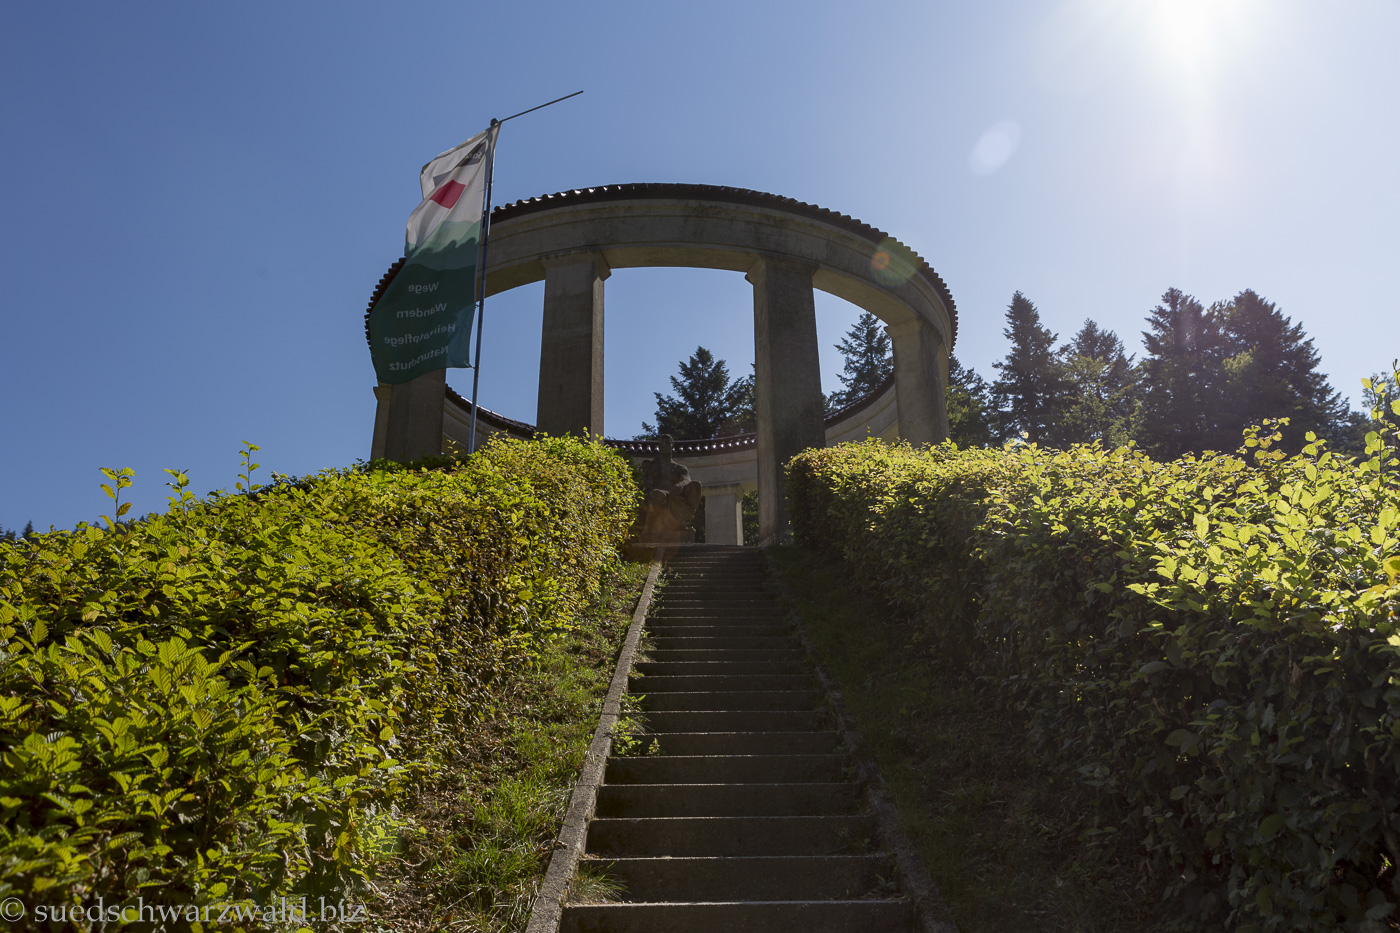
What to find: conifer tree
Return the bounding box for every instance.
[991,292,1068,443]
[827,312,893,411]
[1055,320,1138,447]
[947,355,994,446]
[640,347,749,440]
[723,366,757,436]
[1216,290,1354,451]
[1137,288,1229,458]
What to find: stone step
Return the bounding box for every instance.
[645,623,792,638]
[584,854,895,901]
[658,591,772,599]
[643,648,805,663]
[595,782,862,817]
[649,636,801,651]
[664,573,768,584]
[652,605,785,619]
[638,709,827,732]
[630,674,816,693]
[658,589,770,599]
[633,659,808,676]
[605,754,847,785]
[584,814,879,857]
[638,690,823,712]
[561,899,912,933]
[613,731,841,756]
[658,599,789,607]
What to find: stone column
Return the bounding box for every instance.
[376,368,447,462]
[370,385,392,460]
[748,257,824,544]
[537,253,608,437]
[703,484,745,546]
[886,319,948,445]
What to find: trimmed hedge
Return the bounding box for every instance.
[0,436,637,917]
[788,414,1400,931]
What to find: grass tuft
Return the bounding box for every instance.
[362,560,649,932]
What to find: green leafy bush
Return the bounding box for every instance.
[788,379,1400,932]
[0,436,637,919]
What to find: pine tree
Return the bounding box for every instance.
[991,292,1068,443]
[722,366,756,436]
[1216,290,1354,451]
[21,521,34,540]
[1137,288,1229,458]
[827,312,893,411]
[947,355,994,446]
[1055,320,1138,447]
[640,347,749,440]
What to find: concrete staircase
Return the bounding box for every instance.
[559,545,917,933]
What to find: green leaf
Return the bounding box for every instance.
[1259,814,1285,839]
[1166,729,1198,749]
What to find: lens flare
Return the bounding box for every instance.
[968,120,1022,176]
[869,238,917,287]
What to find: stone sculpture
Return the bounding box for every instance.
[635,435,703,543]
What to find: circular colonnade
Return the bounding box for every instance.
[368,183,958,543]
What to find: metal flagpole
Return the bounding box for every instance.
[465,91,583,455]
[465,120,499,455]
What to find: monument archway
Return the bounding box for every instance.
[368,183,959,543]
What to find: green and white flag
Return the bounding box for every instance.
[368,125,498,383]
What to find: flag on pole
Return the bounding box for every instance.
[368,125,499,384]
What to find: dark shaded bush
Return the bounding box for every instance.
[788,397,1400,931]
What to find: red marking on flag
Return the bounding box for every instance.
[430,179,466,208]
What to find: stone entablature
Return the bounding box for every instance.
[369,184,955,544]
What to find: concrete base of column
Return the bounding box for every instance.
[378,368,446,463]
[703,485,745,546]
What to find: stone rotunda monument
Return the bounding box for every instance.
[366,183,958,545]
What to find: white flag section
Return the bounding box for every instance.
[369,125,499,384]
[405,125,498,252]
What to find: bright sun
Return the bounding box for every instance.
[1142,0,1259,79]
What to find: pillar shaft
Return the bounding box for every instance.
[703,485,745,546]
[749,257,824,544]
[886,319,948,445]
[537,254,608,437]
[378,368,446,462]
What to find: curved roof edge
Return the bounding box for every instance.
[491,183,957,347]
[366,184,957,352]
[444,369,896,456]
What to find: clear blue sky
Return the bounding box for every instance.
[2,0,1395,533]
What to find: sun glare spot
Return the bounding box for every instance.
[869,238,918,287]
[968,120,1022,176]
[1142,0,1260,83]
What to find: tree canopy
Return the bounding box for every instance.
[991,292,1069,443]
[827,312,893,411]
[639,346,752,440]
